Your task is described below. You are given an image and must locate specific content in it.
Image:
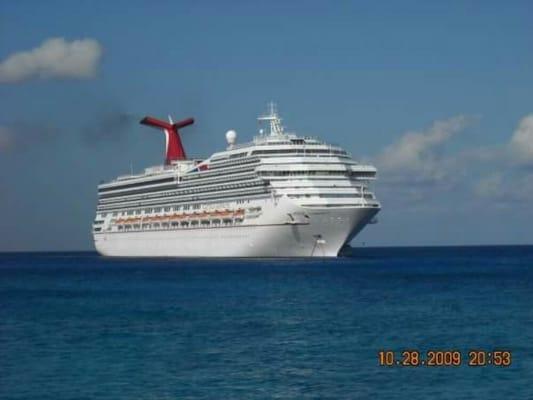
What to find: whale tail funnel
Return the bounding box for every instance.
[140,116,194,164]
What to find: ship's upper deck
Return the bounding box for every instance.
[98,102,375,192]
[210,103,352,162]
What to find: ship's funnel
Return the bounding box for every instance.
[140,116,194,164]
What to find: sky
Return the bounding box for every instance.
[0,0,532,251]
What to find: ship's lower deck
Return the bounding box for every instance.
[94,204,378,257]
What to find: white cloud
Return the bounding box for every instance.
[0,37,103,84]
[376,115,473,185]
[474,171,533,204]
[373,112,533,209]
[509,114,533,164]
[462,113,533,203]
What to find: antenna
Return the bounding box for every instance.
[268,101,276,115]
[257,101,284,136]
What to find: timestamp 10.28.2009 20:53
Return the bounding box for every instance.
[378,350,512,367]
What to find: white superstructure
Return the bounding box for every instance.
[93,103,380,257]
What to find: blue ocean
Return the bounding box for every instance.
[1,246,532,399]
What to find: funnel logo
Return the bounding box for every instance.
[140,116,194,164]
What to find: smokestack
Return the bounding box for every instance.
[140,116,194,164]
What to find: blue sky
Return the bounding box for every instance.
[0,0,532,250]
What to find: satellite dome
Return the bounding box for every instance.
[226,130,237,145]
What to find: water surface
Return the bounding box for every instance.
[1,246,532,399]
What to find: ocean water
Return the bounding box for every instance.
[0,246,532,399]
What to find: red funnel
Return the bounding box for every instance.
[140,116,194,164]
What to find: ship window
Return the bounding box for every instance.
[229,152,247,159]
[98,176,175,193]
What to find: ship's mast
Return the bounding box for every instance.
[257,101,284,136]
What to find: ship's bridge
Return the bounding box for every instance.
[212,102,350,158]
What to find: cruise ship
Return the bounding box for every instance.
[93,103,380,257]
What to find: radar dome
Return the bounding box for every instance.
[226,130,237,145]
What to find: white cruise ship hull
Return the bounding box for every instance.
[94,202,378,257]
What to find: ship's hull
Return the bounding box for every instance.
[94,203,378,257]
